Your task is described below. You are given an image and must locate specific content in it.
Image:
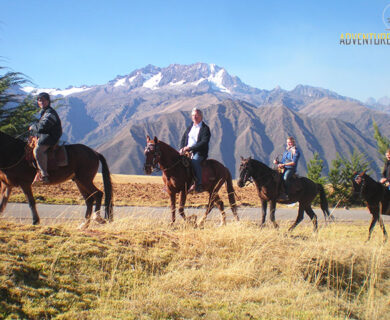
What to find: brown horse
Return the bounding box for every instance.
[0,131,113,228]
[353,171,389,242]
[237,157,331,232]
[143,136,239,227]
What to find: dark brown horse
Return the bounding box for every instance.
[237,157,331,232]
[353,171,389,242]
[143,136,239,227]
[0,131,113,228]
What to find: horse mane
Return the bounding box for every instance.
[0,131,26,150]
[249,158,276,175]
[157,139,180,156]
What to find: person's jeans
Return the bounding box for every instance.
[283,168,295,194]
[191,153,204,186]
[33,144,50,177]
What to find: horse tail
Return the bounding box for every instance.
[98,153,114,221]
[225,168,239,220]
[317,183,330,219]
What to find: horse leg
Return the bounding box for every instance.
[367,204,380,242]
[169,192,177,226]
[179,190,193,224]
[260,199,267,227]
[213,194,226,227]
[380,200,389,243]
[288,203,305,232]
[20,184,40,225]
[269,200,279,229]
[379,217,388,243]
[75,181,102,229]
[303,205,318,233]
[0,183,12,214]
[198,192,217,228]
[76,180,104,222]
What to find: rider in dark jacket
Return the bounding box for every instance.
[179,108,211,193]
[380,149,390,188]
[29,92,62,183]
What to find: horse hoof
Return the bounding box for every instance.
[94,215,107,224]
[78,222,89,230]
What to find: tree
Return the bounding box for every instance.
[307,152,326,204]
[0,67,38,138]
[327,151,370,206]
[372,119,390,160]
[307,152,326,185]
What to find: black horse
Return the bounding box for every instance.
[237,157,331,232]
[353,171,389,242]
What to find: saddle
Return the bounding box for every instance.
[274,171,303,196]
[181,154,216,185]
[26,136,69,170]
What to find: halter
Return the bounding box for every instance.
[353,172,367,199]
[239,162,254,186]
[144,141,161,173]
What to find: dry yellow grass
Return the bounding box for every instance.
[1,219,389,319]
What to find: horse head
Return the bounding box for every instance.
[144,136,161,174]
[237,156,253,188]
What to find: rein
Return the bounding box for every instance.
[161,157,183,172]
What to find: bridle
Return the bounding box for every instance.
[239,162,254,186]
[144,141,161,173]
[354,173,366,198]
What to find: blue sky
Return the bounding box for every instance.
[0,0,389,102]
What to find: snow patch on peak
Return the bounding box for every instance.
[208,69,230,93]
[114,77,127,87]
[22,86,91,97]
[143,72,162,89]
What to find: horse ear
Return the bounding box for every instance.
[154,136,158,143]
[240,156,244,161]
[146,135,150,141]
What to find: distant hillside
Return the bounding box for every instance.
[97,99,382,178]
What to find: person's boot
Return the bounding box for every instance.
[278,192,289,201]
[195,184,204,193]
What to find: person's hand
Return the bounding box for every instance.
[273,159,278,164]
[380,178,387,184]
[278,163,284,169]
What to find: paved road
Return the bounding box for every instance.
[1,203,389,225]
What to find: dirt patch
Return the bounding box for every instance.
[10,178,262,207]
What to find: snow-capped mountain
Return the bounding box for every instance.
[14,62,390,177]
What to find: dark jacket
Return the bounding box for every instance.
[180,122,211,158]
[382,160,390,181]
[30,106,62,146]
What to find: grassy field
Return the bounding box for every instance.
[2,174,390,319]
[0,219,389,319]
